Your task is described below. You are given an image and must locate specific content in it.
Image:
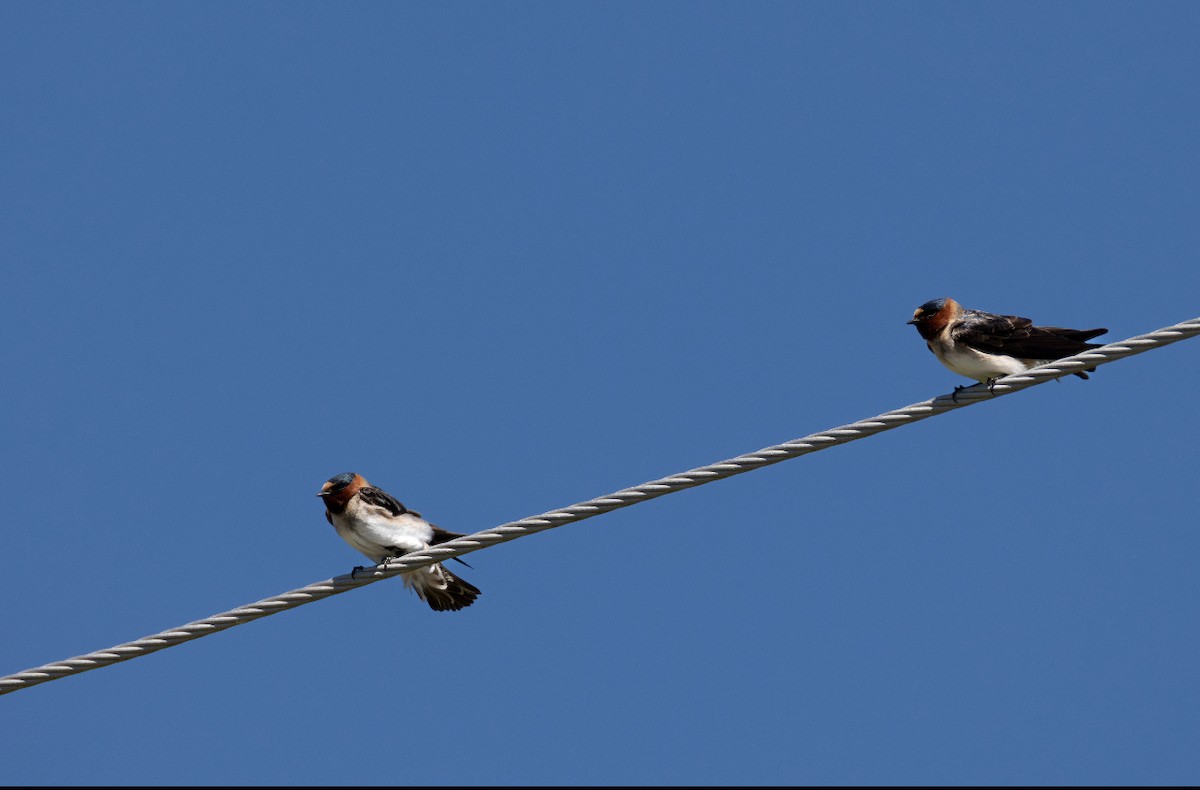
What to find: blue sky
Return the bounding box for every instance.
[3,2,1198,785]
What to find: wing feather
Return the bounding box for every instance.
[356,486,413,518]
[431,526,465,544]
[953,311,1106,359]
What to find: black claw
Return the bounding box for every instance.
[986,377,999,395]
[952,384,967,403]
[351,565,365,580]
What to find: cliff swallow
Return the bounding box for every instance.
[317,473,480,612]
[908,298,1107,393]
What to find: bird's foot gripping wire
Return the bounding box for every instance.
[951,384,968,403]
[351,557,399,580]
[985,377,1000,395]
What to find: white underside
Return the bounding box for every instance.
[931,339,1046,383]
[329,504,449,595]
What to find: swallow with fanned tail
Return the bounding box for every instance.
[317,473,480,611]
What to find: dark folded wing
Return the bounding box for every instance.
[953,311,1107,359]
[950,311,1032,353]
[1039,326,1108,343]
[357,486,411,517]
[430,526,473,567]
[431,526,465,544]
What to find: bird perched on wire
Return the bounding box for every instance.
[907,297,1107,391]
[317,473,480,612]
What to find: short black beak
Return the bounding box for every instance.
[316,491,329,498]
[906,318,918,325]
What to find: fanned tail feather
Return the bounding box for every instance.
[412,564,481,612]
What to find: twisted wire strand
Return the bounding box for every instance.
[3,316,1197,697]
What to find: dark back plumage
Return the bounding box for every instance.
[951,308,1107,378]
[953,309,1107,359]
[356,486,412,517]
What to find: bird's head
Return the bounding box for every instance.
[907,297,959,338]
[317,472,368,509]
